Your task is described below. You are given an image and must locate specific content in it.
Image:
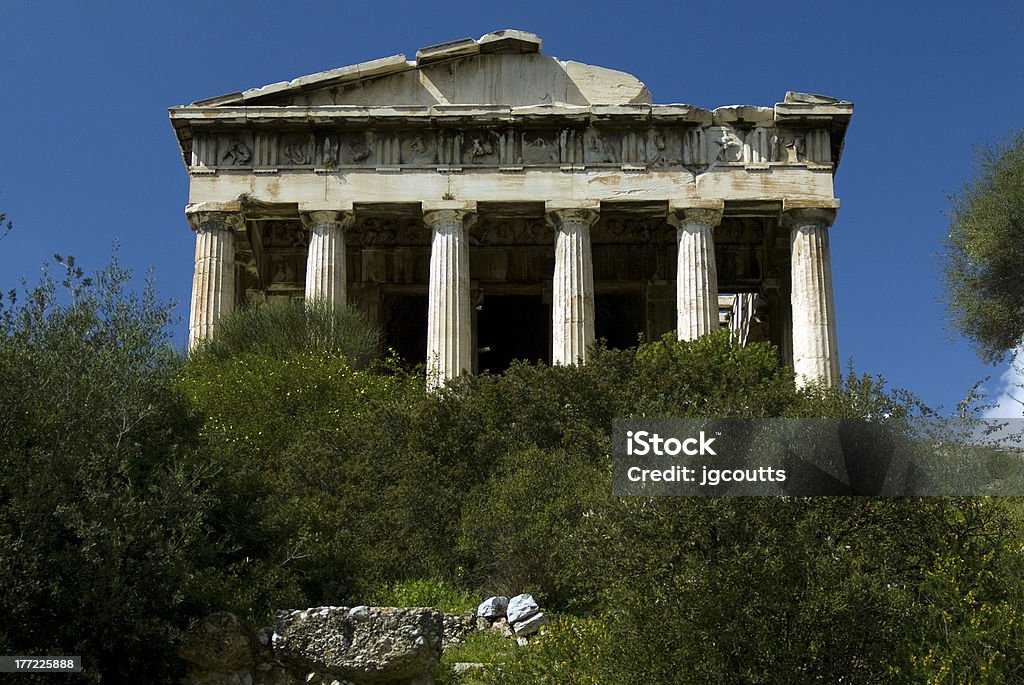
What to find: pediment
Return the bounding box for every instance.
[191,30,652,108]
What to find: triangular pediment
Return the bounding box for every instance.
[191,30,652,108]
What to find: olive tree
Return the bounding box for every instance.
[943,131,1024,362]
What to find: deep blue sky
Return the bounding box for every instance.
[3,1,1023,414]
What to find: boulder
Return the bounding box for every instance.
[179,612,254,671]
[475,596,509,620]
[273,606,443,684]
[505,594,539,625]
[511,612,549,637]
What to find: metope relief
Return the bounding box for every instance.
[338,132,373,166]
[709,126,744,164]
[462,131,501,165]
[280,133,316,166]
[401,133,437,165]
[214,135,253,167]
[521,131,559,165]
[646,128,682,166]
[583,128,620,164]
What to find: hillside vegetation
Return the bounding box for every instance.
[1,258,1022,683]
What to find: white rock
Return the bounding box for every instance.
[506,593,539,624]
[476,596,509,619]
[512,612,549,637]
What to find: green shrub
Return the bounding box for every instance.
[457,446,606,605]
[370,578,478,614]
[191,298,381,368]
[179,350,435,617]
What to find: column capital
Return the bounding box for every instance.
[545,201,600,229]
[781,201,839,229]
[300,209,355,230]
[667,200,724,228]
[186,208,245,233]
[423,200,477,230]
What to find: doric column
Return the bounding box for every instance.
[301,208,354,308]
[668,202,723,340]
[783,205,840,387]
[423,201,477,388]
[547,202,599,365]
[186,209,242,350]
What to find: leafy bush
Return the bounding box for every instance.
[191,298,381,369]
[457,446,606,604]
[179,347,435,616]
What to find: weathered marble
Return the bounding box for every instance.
[187,210,241,349]
[784,205,840,387]
[669,203,723,341]
[548,204,598,365]
[424,202,476,388]
[302,209,353,308]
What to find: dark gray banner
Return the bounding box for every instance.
[612,419,1024,496]
[0,656,82,673]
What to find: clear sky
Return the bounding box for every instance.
[3,0,1023,415]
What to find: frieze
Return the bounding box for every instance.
[592,217,675,244]
[189,124,831,171]
[353,218,430,247]
[260,220,307,248]
[469,219,550,246]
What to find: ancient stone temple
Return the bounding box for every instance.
[170,30,852,387]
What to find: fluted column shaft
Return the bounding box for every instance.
[424,203,476,388]
[302,210,353,308]
[549,206,599,365]
[785,207,840,387]
[187,211,241,350]
[669,204,723,340]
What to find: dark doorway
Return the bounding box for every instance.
[596,293,646,350]
[381,293,427,367]
[477,294,549,373]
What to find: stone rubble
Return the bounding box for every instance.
[181,594,551,684]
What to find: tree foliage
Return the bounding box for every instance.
[0,255,214,683]
[944,131,1024,362]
